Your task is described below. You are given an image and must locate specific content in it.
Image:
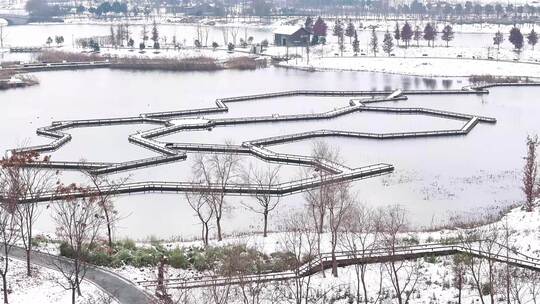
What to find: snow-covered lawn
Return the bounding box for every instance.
[5,258,116,304]
[279,56,540,77]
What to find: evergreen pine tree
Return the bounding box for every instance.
[352,30,360,55]
[345,21,356,44]
[333,20,345,56]
[401,22,413,48]
[528,29,538,50]
[394,22,400,46]
[333,20,344,38]
[151,20,159,49]
[423,23,437,47]
[509,26,524,51]
[441,25,454,47]
[383,31,394,56]
[370,28,378,56]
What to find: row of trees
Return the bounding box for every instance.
[25,0,540,22]
[307,15,538,56]
[101,22,266,51]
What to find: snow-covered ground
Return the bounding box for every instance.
[4,258,116,304]
[271,40,540,77]
[279,56,540,77]
[123,201,540,303]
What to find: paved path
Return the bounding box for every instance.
[3,246,156,304]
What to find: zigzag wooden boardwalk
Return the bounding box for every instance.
[3,86,512,203]
[5,163,393,203]
[138,242,540,290]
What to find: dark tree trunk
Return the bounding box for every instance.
[2,274,8,304]
[216,217,222,241]
[392,262,403,304]
[103,207,113,249]
[204,222,209,246]
[458,274,462,304]
[25,248,31,277]
[361,266,368,304]
[263,210,268,237]
[71,287,76,304]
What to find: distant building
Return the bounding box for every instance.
[273,26,310,46]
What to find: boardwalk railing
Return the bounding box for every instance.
[1,163,394,203]
[5,87,498,197]
[138,241,540,290]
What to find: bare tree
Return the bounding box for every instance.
[522,135,539,212]
[303,140,341,276]
[455,212,502,304]
[192,146,240,241]
[508,268,528,304]
[327,181,353,277]
[185,192,213,246]
[84,171,129,251]
[380,205,419,304]
[230,27,240,45]
[278,211,317,304]
[221,27,229,45]
[452,254,467,304]
[52,183,103,304]
[528,271,540,304]
[0,171,20,304]
[241,164,281,237]
[0,151,57,277]
[340,204,382,304]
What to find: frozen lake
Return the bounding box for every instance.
[1,67,537,240]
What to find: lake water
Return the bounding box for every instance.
[1,66,537,240]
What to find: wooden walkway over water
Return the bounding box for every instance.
[3,85,513,202]
[138,241,540,290]
[6,163,393,203]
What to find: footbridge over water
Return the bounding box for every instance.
[2,86,509,203]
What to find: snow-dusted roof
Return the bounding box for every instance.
[273,26,303,36]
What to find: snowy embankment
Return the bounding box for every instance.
[279,56,540,77]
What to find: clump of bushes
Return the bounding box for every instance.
[225,57,267,70]
[59,239,296,275]
[36,50,106,63]
[469,74,533,85]
[111,57,221,71]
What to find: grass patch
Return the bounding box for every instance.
[37,50,106,63]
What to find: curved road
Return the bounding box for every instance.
[3,246,155,304]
